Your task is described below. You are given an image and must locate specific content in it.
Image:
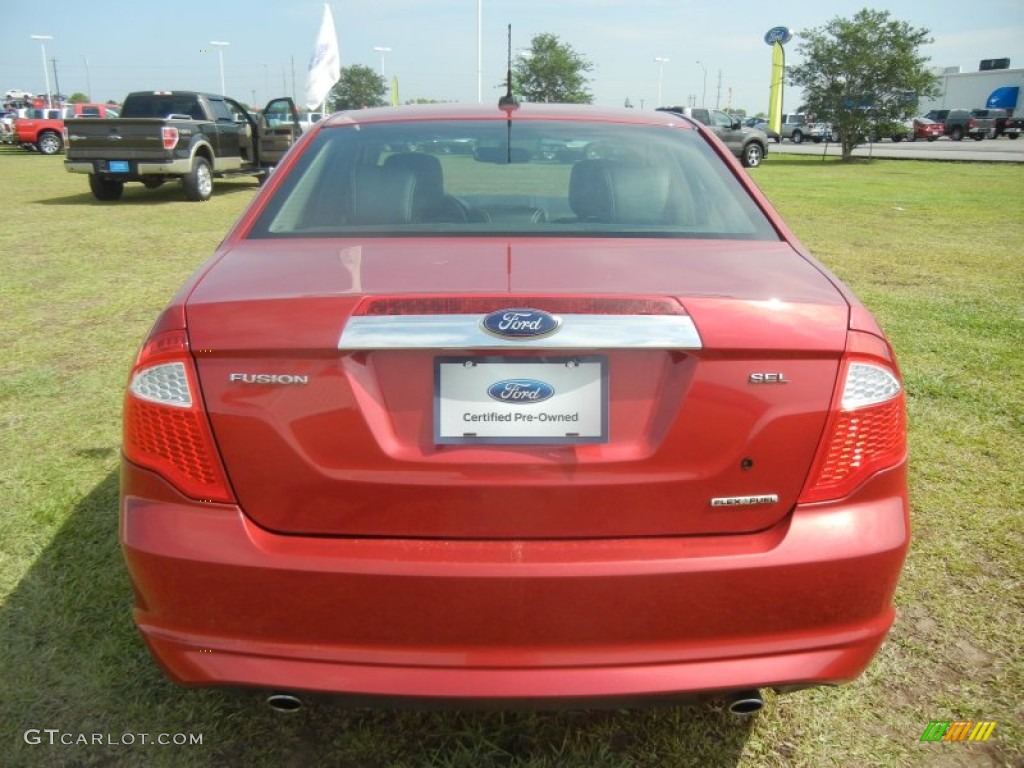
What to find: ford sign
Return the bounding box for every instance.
[764,26,793,46]
[481,309,562,340]
[487,379,556,404]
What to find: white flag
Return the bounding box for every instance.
[305,3,341,111]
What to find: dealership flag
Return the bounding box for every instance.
[305,3,341,110]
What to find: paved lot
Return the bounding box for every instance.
[771,137,1024,163]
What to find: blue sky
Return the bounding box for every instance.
[4,0,1023,113]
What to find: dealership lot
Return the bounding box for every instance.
[773,136,1024,162]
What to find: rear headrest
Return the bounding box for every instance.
[349,165,416,224]
[569,160,674,224]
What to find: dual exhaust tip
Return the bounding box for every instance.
[724,689,765,715]
[266,693,303,713]
[266,688,765,716]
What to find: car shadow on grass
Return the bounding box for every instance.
[37,180,260,207]
[0,470,755,768]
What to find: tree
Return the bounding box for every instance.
[512,33,593,104]
[68,92,90,104]
[327,65,386,111]
[788,9,939,160]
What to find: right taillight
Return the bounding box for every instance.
[799,331,907,503]
[161,126,179,150]
[123,329,234,503]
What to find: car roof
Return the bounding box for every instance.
[320,103,701,131]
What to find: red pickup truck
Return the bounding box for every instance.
[15,103,119,155]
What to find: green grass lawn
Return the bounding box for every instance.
[1,147,1021,767]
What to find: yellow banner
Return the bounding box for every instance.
[768,42,784,135]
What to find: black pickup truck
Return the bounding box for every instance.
[1000,114,1024,139]
[64,91,302,201]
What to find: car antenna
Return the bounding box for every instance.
[498,24,519,110]
[497,24,519,164]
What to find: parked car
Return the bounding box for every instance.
[120,103,909,712]
[998,113,1023,139]
[296,112,323,133]
[808,122,837,142]
[892,117,944,142]
[923,109,989,141]
[657,106,768,167]
[13,103,119,155]
[0,108,29,144]
[64,91,300,201]
[742,116,779,142]
[968,108,1010,138]
[779,113,809,143]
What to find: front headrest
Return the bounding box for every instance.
[349,165,416,224]
[383,152,444,201]
[569,160,674,224]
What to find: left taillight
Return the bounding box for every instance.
[799,330,907,504]
[123,329,235,503]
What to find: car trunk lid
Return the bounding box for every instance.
[187,238,849,539]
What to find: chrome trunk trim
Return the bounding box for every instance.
[339,314,702,350]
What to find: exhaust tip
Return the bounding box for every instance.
[725,689,764,716]
[266,693,303,713]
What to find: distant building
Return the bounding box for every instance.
[919,59,1023,115]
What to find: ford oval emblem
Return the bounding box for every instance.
[764,26,793,46]
[487,379,555,404]
[481,308,562,339]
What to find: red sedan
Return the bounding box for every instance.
[895,117,945,142]
[121,103,908,714]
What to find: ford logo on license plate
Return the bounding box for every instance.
[481,308,562,339]
[487,379,555,404]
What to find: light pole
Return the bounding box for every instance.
[654,57,669,107]
[477,0,482,103]
[31,35,53,106]
[82,55,93,102]
[211,41,230,96]
[696,60,707,107]
[373,46,392,77]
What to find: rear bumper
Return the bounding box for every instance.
[63,158,193,176]
[121,461,909,703]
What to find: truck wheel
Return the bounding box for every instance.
[37,131,63,155]
[88,174,124,201]
[790,130,804,144]
[741,143,764,168]
[182,157,213,201]
[948,126,964,141]
[1009,134,1019,140]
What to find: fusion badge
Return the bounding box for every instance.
[228,373,309,385]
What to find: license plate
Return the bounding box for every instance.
[108,160,129,173]
[435,356,607,444]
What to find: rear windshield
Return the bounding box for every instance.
[247,119,778,240]
[121,94,201,119]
